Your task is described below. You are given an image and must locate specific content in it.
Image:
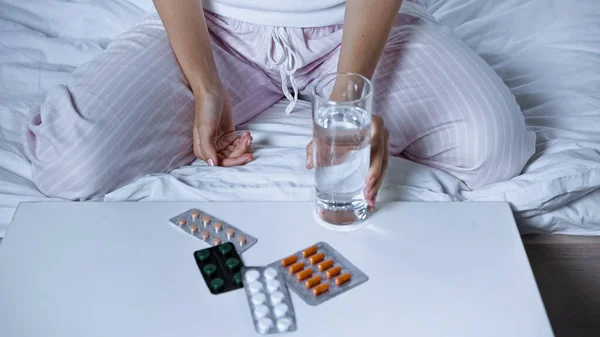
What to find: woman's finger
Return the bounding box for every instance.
[368,128,389,205]
[305,141,314,168]
[365,116,387,205]
[365,149,384,206]
[231,131,251,146]
[227,133,252,158]
[193,125,204,160]
[196,124,219,166]
[220,152,254,167]
[220,148,232,157]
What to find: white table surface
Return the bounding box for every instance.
[0,201,554,337]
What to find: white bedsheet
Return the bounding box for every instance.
[1,0,599,237]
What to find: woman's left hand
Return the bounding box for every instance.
[306,115,389,208]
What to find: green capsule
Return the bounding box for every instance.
[203,264,217,277]
[219,243,233,256]
[211,278,225,292]
[226,258,240,271]
[196,249,211,262]
[233,272,242,286]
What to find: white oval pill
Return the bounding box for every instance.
[248,281,263,294]
[257,317,274,333]
[254,305,269,319]
[266,279,280,293]
[245,270,260,283]
[251,292,266,305]
[270,291,284,304]
[277,317,293,332]
[274,303,288,318]
[263,267,278,280]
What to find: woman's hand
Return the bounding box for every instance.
[306,115,389,207]
[153,1,251,166]
[193,89,253,166]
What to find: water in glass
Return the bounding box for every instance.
[313,105,370,227]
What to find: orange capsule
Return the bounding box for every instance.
[309,252,325,265]
[317,259,334,272]
[202,215,211,226]
[305,275,322,289]
[190,210,200,220]
[201,231,210,240]
[302,245,318,258]
[237,235,247,246]
[335,273,352,286]
[213,222,222,233]
[213,237,222,246]
[189,224,198,234]
[288,262,305,275]
[296,269,313,282]
[326,266,342,279]
[281,255,298,267]
[312,283,329,296]
[177,218,187,227]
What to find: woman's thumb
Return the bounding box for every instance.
[196,124,218,166]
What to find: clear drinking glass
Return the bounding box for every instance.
[311,73,373,231]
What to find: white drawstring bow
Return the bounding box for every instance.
[268,26,299,114]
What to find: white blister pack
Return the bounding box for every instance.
[242,266,297,334]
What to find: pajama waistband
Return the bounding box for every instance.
[203,1,436,113]
[145,1,436,113]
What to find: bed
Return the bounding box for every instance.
[1,0,599,238]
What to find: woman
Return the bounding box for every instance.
[23,0,535,203]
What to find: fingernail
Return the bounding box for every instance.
[246,139,251,147]
[245,157,252,164]
[207,158,214,166]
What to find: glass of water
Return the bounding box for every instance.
[311,73,373,231]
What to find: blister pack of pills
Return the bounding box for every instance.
[194,242,245,294]
[242,266,297,334]
[268,242,368,306]
[170,208,257,253]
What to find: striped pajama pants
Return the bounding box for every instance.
[23,6,536,200]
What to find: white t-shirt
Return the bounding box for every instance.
[202,0,347,27]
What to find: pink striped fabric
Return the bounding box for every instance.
[23,4,535,200]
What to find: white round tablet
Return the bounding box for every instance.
[263,267,278,280]
[254,305,269,319]
[277,317,293,332]
[251,292,266,305]
[274,303,288,318]
[244,270,260,283]
[266,279,280,293]
[270,291,284,304]
[248,281,263,294]
[257,317,274,333]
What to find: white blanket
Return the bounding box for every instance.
[1,0,599,237]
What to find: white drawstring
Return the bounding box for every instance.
[268,26,299,114]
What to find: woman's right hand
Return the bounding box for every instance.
[193,88,253,166]
[153,0,251,166]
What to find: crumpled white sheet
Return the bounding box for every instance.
[1,0,599,237]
